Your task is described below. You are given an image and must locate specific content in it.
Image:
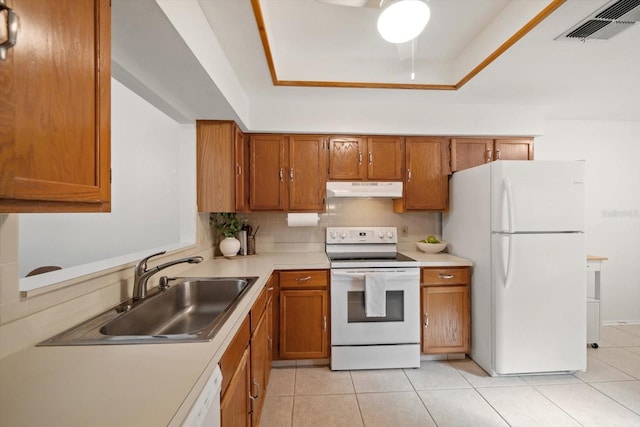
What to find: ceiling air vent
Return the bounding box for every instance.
[556,0,640,41]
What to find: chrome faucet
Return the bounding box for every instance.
[132,251,204,301]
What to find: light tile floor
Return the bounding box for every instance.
[259,325,640,426]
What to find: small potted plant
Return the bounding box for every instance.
[211,212,244,256]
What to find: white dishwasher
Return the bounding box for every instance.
[182,364,222,427]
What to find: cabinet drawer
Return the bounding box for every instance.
[250,286,268,333]
[279,270,328,289]
[219,315,250,397]
[421,267,469,286]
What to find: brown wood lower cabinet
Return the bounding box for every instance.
[250,303,269,426]
[220,347,251,427]
[421,267,470,354]
[220,317,251,427]
[220,281,274,427]
[278,269,329,360]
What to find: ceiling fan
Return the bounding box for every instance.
[317,0,381,7]
[317,0,430,76]
[316,0,431,43]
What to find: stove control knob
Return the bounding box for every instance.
[378,231,385,239]
[386,231,394,238]
[329,231,338,239]
[340,232,347,239]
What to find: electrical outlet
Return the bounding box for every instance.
[400,225,409,237]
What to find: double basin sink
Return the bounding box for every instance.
[39,276,259,346]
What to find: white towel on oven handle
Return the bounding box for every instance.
[365,272,387,317]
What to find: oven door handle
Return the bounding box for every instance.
[331,270,418,279]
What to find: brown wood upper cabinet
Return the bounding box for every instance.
[196,121,248,212]
[249,134,287,211]
[0,0,111,213]
[288,135,327,211]
[394,137,449,212]
[249,135,327,212]
[328,136,403,180]
[451,137,534,172]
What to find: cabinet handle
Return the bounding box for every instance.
[407,169,412,182]
[486,149,492,163]
[279,168,284,181]
[268,336,272,351]
[250,379,260,399]
[289,168,294,181]
[267,287,274,291]
[495,149,501,160]
[358,152,363,165]
[236,163,242,177]
[0,0,18,61]
[438,274,454,279]
[424,313,429,328]
[296,276,311,282]
[368,152,373,165]
[323,315,327,331]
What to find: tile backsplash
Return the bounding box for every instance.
[240,199,440,252]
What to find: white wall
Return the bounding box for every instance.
[18,79,192,278]
[536,120,640,323]
[249,89,546,136]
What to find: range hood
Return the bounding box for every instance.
[326,181,403,198]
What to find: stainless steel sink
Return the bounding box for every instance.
[38,277,259,345]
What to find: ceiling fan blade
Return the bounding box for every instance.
[316,0,381,8]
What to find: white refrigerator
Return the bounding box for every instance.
[443,160,586,376]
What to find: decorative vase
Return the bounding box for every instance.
[219,236,241,257]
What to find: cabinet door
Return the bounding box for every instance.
[250,309,268,427]
[196,121,235,212]
[249,135,287,210]
[328,137,366,180]
[367,136,404,180]
[289,135,327,211]
[235,125,249,212]
[0,0,111,213]
[266,283,275,380]
[451,138,493,172]
[403,137,449,210]
[494,138,534,161]
[421,285,470,354]
[280,289,329,359]
[221,346,251,427]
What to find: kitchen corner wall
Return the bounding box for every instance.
[242,198,440,253]
[536,119,640,324]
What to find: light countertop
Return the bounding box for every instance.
[0,251,470,426]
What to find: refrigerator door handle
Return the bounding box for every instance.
[504,178,515,233]
[504,234,514,290]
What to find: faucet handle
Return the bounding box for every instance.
[135,250,167,273]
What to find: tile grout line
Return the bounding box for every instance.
[348,369,366,427]
[588,348,640,380]
[401,365,439,426]
[584,380,640,418]
[529,383,587,426]
[289,366,297,427]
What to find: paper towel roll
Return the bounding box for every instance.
[286,213,320,227]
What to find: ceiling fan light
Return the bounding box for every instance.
[377,0,430,44]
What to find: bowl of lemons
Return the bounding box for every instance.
[416,236,447,253]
